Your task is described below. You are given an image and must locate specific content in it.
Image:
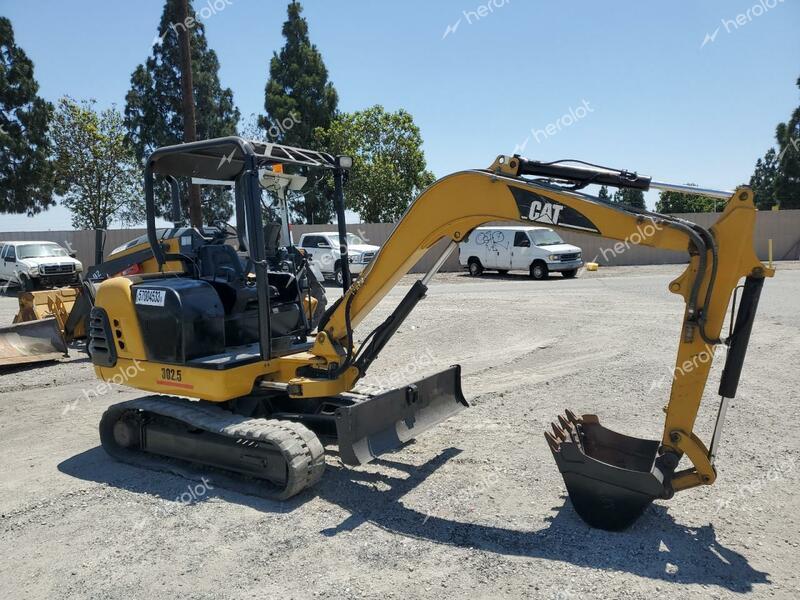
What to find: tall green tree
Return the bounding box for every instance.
[611,187,646,210]
[774,76,800,209]
[124,0,239,224]
[261,1,338,224]
[656,185,721,213]
[597,185,611,202]
[315,105,436,223]
[749,148,779,210]
[51,98,144,229]
[0,17,55,215]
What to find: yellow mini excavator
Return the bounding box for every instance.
[91,137,772,530]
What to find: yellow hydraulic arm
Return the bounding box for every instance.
[288,154,772,501]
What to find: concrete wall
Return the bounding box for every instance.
[0,228,148,270]
[2,209,798,274]
[292,209,800,273]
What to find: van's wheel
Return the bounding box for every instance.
[468,259,484,277]
[562,269,578,279]
[529,261,548,280]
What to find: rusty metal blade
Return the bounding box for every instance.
[0,318,67,367]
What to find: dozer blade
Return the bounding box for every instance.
[0,318,67,367]
[335,365,469,465]
[546,410,673,531]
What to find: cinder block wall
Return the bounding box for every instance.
[2,210,798,274]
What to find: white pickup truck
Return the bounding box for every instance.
[0,241,83,291]
[459,226,583,279]
[298,232,380,286]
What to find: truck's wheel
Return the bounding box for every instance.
[468,259,483,277]
[19,274,34,292]
[562,269,578,279]
[529,261,548,280]
[334,267,344,287]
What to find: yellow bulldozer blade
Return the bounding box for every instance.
[14,287,78,324]
[0,318,67,367]
[12,287,87,341]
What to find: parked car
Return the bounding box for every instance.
[459,226,583,279]
[0,241,83,291]
[298,231,380,286]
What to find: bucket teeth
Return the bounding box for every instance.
[545,411,585,452]
[565,409,579,425]
[557,414,572,432]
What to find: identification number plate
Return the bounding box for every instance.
[135,289,166,306]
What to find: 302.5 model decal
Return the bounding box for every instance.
[509,186,600,233]
[156,367,194,389]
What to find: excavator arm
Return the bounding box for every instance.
[289,154,773,529]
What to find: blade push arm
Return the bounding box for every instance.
[290,155,772,493]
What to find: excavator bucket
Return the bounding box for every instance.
[546,410,671,531]
[335,365,469,465]
[0,318,67,367]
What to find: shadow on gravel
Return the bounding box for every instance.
[0,352,89,375]
[58,445,768,592]
[58,446,316,513]
[316,448,769,593]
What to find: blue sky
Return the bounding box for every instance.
[1,0,799,230]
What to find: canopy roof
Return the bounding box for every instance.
[148,136,337,181]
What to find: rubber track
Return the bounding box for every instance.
[99,396,325,500]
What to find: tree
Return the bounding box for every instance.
[749,148,779,210]
[597,185,611,202]
[51,98,145,229]
[124,0,239,224]
[611,187,646,210]
[261,1,338,224]
[176,0,201,227]
[774,76,800,209]
[0,17,55,215]
[315,105,436,223]
[656,185,721,213]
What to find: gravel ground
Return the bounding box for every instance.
[1,263,798,599]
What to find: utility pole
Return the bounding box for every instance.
[177,0,202,228]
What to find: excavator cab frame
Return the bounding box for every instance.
[141,136,348,361]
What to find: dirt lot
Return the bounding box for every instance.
[1,264,798,599]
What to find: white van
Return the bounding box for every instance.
[458,226,583,279]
